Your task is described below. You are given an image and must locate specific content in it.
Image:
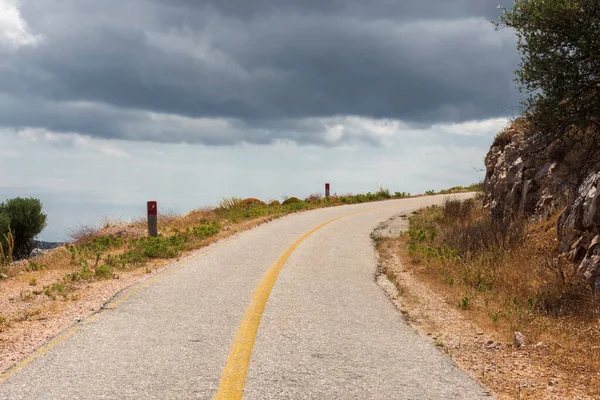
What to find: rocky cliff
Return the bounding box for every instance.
[483,120,600,287]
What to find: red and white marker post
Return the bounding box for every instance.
[147,201,158,237]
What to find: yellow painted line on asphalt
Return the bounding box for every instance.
[0,242,223,384]
[214,209,372,400]
[0,204,388,387]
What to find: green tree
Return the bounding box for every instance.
[0,198,47,259]
[496,0,600,139]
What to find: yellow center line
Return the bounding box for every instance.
[214,209,372,400]
[0,204,388,387]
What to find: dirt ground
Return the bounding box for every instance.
[373,219,596,399]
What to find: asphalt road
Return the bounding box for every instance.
[0,195,491,399]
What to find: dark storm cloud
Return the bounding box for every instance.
[0,0,518,145]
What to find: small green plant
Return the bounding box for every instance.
[0,314,9,332]
[489,311,500,323]
[192,222,221,239]
[29,278,37,286]
[458,295,471,310]
[425,190,436,195]
[26,260,46,271]
[0,226,14,267]
[94,264,113,280]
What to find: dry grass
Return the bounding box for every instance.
[397,199,600,398]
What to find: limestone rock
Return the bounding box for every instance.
[484,121,600,284]
[513,331,527,349]
[29,248,45,259]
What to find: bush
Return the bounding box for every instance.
[191,222,220,239]
[269,200,281,206]
[0,198,47,259]
[443,198,475,222]
[492,128,516,147]
[282,197,302,205]
[375,187,392,199]
[304,193,323,203]
[240,198,266,208]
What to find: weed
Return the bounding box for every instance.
[0,314,9,332]
[19,290,34,302]
[94,264,113,280]
[458,295,471,310]
[29,278,37,286]
[218,197,243,210]
[0,228,14,266]
[17,308,41,322]
[191,222,220,239]
[488,311,500,323]
[26,260,46,271]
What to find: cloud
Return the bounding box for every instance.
[16,128,132,158]
[0,0,519,145]
[0,0,40,48]
[432,118,510,137]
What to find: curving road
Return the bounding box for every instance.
[0,195,490,399]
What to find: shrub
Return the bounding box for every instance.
[0,198,47,259]
[268,200,281,206]
[375,187,392,199]
[94,264,113,280]
[304,193,323,203]
[191,222,220,239]
[282,197,302,205]
[218,197,243,210]
[240,198,266,208]
[492,128,516,147]
[443,198,475,222]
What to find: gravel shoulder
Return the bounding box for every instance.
[373,215,593,400]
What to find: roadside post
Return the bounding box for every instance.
[147,201,158,237]
[325,183,330,199]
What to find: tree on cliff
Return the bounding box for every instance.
[496,0,600,140]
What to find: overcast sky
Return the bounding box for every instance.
[0,0,518,241]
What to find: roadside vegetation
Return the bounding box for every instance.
[385,198,600,397]
[0,186,479,355]
[0,198,47,263]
